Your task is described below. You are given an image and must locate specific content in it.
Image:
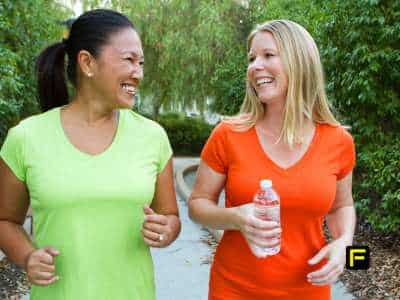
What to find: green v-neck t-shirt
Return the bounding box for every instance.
[0,107,172,300]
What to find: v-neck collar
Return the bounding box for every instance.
[252,123,321,174]
[55,107,125,159]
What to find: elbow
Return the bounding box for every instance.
[188,197,199,223]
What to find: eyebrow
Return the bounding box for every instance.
[121,50,144,59]
[248,47,277,55]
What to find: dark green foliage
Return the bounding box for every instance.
[210,49,247,115]
[355,138,400,232]
[0,0,69,144]
[157,113,214,155]
[316,0,400,232]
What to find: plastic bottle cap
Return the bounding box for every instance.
[260,179,272,190]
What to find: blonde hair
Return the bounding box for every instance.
[225,19,339,146]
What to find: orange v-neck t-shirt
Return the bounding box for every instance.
[201,122,356,300]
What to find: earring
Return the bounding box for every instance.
[87,72,93,77]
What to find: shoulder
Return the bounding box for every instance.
[210,120,247,137]
[318,123,354,147]
[11,108,57,136]
[123,110,168,138]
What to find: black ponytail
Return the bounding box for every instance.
[35,9,136,112]
[36,42,69,111]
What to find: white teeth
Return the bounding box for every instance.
[256,78,274,86]
[122,84,136,95]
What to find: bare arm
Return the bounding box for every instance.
[0,158,34,269]
[188,159,280,255]
[326,171,356,245]
[142,158,180,247]
[188,161,243,230]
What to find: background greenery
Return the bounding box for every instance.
[0,0,398,233]
[0,0,69,142]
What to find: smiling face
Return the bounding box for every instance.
[91,27,144,109]
[247,31,288,107]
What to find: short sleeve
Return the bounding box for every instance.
[157,127,173,173]
[337,128,356,180]
[0,125,26,181]
[200,123,229,174]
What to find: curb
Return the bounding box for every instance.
[175,161,223,242]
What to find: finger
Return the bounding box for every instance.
[31,271,57,281]
[44,247,60,257]
[244,223,281,239]
[144,214,168,225]
[246,235,280,248]
[308,246,328,265]
[37,252,55,265]
[255,228,282,239]
[143,206,155,215]
[143,236,163,248]
[307,262,336,280]
[32,276,59,286]
[309,267,342,285]
[142,228,161,242]
[248,217,279,230]
[38,263,56,273]
[143,221,165,233]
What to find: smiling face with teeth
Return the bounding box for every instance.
[85,27,144,109]
[247,31,288,108]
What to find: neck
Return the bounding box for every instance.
[258,101,286,137]
[66,91,117,126]
[257,101,314,140]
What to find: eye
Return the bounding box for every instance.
[265,53,274,58]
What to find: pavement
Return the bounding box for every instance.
[10,157,356,300]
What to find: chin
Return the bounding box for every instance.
[117,98,135,109]
[259,96,283,106]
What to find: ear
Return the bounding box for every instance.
[77,50,97,78]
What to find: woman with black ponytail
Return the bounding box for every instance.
[0,9,180,300]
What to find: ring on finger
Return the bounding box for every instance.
[158,234,164,242]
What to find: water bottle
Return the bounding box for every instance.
[250,179,281,258]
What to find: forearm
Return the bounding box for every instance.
[189,198,242,230]
[326,205,356,245]
[0,221,35,269]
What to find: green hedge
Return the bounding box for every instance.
[156,113,214,156]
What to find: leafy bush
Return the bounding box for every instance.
[317,0,400,233]
[157,113,214,155]
[0,0,69,144]
[355,138,400,233]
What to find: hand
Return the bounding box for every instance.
[307,238,347,285]
[236,203,281,256]
[25,246,60,286]
[142,206,172,248]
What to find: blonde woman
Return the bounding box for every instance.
[189,20,356,300]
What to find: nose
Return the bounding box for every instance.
[131,64,144,82]
[249,56,265,71]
